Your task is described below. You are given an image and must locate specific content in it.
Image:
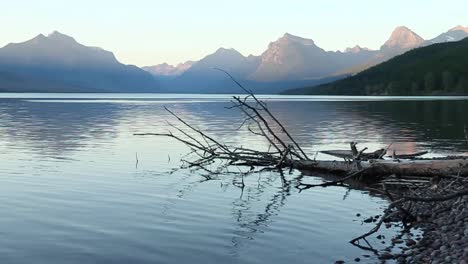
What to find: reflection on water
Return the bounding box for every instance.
[0,94,466,264]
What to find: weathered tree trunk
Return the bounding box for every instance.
[292,159,468,177]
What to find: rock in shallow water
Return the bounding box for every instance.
[405,239,416,247]
[379,252,394,260]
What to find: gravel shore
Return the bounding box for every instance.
[394,194,467,263]
[377,178,468,264]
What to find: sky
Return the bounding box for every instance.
[1,0,467,66]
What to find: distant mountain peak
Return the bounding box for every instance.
[29,33,47,43]
[48,30,68,37]
[48,30,65,37]
[394,25,412,31]
[212,47,245,57]
[424,25,468,45]
[381,26,424,51]
[47,31,78,44]
[345,45,370,53]
[35,33,47,39]
[216,47,231,51]
[19,31,79,47]
[208,48,246,60]
[176,60,195,68]
[278,33,316,46]
[449,25,468,33]
[143,61,195,77]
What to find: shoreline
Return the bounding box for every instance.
[361,177,468,263]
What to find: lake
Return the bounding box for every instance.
[0,94,466,264]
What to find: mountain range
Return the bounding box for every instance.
[0,25,467,93]
[285,37,468,95]
[0,31,158,92]
[144,25,468,93]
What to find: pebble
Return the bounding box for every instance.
[379,252,394,260]
[432,239,441,249]
[405,239,416,247]
[430,250,440,257]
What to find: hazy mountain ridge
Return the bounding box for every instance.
[0,31,158,92]
[152,34,376,93]
[157,48,262,93]
[284,37,468,96]
[0,32,118,67]
[149,25,468,93]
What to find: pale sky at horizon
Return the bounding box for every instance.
[1,0,467,66]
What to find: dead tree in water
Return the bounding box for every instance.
[135,70,468,179]
[135,69,310,175]
[135,101,468,179]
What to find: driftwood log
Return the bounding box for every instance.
[321,149,428,161]
[293,158,468,178]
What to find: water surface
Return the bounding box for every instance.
[0,94,466,264]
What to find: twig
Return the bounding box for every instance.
[215,68,310,160]
[378,142,393,159]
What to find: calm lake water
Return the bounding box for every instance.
[0,94,466,264]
